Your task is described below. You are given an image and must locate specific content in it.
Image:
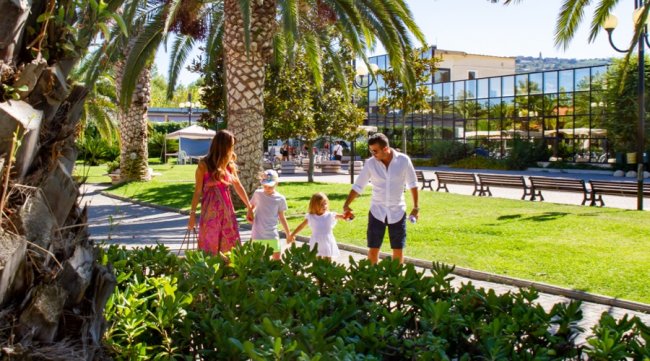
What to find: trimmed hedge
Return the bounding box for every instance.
[101,244,650,360]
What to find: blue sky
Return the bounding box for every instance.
[156,0,638,85]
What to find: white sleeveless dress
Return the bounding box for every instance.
[306,212,340,258]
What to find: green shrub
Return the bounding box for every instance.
[505,138,550,170]
[100,244,650,360]
[430,140,471,166]
[354,140,369,158]
[451,156,509,170]
[148,131,178,162]
[105,160,119,174]
[411,158,435,167]
[76,136,119,165]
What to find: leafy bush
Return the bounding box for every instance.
[451,156,509,170]
[100,243,650,360]
[105,160,119,174]
[411,158,435,167]
[505,138,550,170]
[148,131,178,162]
[430,140,471,166]
[354,140,369,158]
[76,136,119,165]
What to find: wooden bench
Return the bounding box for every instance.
[416,170,434,190]
[476,173,532,200]
[529,176,592,205]
[589,180,650,206]
[434,171,480,195]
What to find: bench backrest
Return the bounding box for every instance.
[477,173,526,187]
[590,180,650,196]
[435,171,476,184]
[529,176,586,191]
[416,170,427,181]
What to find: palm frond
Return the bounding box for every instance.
[555,0,591,50]
[167,35,196,99]
[120,13,165,107]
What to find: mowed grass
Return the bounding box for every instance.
[85,163,650,304]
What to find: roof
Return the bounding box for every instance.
[165,125,216,140]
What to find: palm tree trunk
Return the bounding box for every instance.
[223,0,276,196]
[0,1,121,358]
[115,56,152,182]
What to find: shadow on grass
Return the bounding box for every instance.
[494,212,569,223]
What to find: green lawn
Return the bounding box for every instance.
[84,163,650,304]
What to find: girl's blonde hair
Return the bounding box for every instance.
[204,130,237,183]
[308,192,328,215]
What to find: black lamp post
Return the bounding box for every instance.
[352,60,379,184]
[603,2,647,210]
[179,93,196,126]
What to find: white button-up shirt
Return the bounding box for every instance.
[352,150,418,224]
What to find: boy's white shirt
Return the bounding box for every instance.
[250,189,287,240]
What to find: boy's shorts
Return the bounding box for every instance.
[253,239,281,252]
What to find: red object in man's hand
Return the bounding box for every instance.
[343,210,355,221]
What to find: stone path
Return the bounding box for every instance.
[82,183,650,346]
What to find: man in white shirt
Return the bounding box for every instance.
[333,141,343,161]
[342,133,419,264]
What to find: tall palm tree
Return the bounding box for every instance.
[123,0,426,194]
[0,0,128,357]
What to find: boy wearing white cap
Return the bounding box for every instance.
[248,170,292,260]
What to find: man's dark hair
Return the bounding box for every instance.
[368,133,389,148]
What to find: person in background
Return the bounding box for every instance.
[188,130,253,255]
[333,141,344,161]
[290,192,345,261]
[281,143,289,162]
[248,170,292,260]
[342,133,419,264]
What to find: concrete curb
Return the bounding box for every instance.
[98,190,650,314]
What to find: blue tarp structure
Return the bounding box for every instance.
[165,125,216,163]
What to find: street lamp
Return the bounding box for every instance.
[603,2,647,210]
[179,93,198,126]
[351,61,379,184]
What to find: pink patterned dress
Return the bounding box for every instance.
[198,170,241,254]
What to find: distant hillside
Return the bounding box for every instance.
[515,55,611,73]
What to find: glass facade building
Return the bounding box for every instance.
[366,53,610,162]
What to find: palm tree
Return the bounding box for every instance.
[223,0,427,193]
[122,0,426,193]
[0,0,128,357]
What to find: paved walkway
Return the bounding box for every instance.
[83,182,650,346]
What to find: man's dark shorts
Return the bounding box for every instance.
[367,212,406,249]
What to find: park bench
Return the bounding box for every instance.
[529,176,592,205]
[476,173,532,200]
[589,180,650,207]
[416,170,434,190]
[434,171,480,195]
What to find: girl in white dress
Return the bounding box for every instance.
[289,192,345,260]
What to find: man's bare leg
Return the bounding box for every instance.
[392,248,403,264]
[368,247,380,264]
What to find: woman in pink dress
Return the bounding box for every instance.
[188,130,253,255]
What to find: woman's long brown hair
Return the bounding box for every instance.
[203,130,237,183]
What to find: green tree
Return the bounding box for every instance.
[122,0,426,194]
[377,47,437,154]
[265,49,363,182]
[604,56,650,152]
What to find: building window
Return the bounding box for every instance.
[468,71,477,80]
[434,68,451,83]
